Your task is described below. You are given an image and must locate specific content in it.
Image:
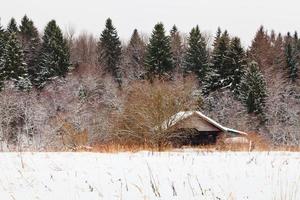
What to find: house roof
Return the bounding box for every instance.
[161,111,247,136]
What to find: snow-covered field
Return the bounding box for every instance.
[0,151,299,200]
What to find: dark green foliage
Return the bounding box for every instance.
[97,18,122,84]
[227,37,247,93]
[170,25,183,72]
[7,18,18,34]
[0,23,6,87]
[284,32,299,82]
[213,27,222,47]
[19,15,41,82]
[239,61,267,114]
[203,29,231,94]
[145,22,173,79]
[2,32,31,90]
[211,30,231,80]
[35,20,70,88]
[184,25,208,81]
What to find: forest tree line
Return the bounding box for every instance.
[0,15,299,149]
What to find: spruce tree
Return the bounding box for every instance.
[170,25,183,72]
[184,25,208,81]
[211,30,231,80]
[145,22,173,79]
[273,33,285,67]
[0,23,6,87]
[249,26,272,70]
[213,27,222,48]
[35,20,70,88]
[204,30,231,93]
[284,32,298,82]
[125,29,146,79]
[292,32,299,80]
[7,18,18,34]
[227,37,247,93]
[2,32,31,90]
[97,18,122,84]
[19,15,41,82]
[239,61,267,114]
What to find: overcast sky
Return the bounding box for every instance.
[0,0,299,47]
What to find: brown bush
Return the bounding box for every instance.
[56,117,88,149]
[111,77,200,146]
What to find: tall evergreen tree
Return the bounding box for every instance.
[284,32,299,82]
[35,20,70,88]
[184,25,208,81]
[273,33,285,67]
[0,22,6,87]
[125,29,146,79]
[7,18,18,34]
[227,37,247,93]
[19,15,41,82]
[239,61,267,114]
[2,32,31,90]
[211,30,231,79]
[213,27,222,48]
[97,18,122,84]
[170,25,183,72]
[204,30,231,93]
[249,26,272,70]
[145,22,173,79]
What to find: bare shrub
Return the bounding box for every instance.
[111,77,200,146]
[0,84,38,149]
[56,116,88,149]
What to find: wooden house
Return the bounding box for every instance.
[161,111,248,146]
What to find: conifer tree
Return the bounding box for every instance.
[7,18,18,34]
[97,18,122,84]
[184,25,208,81]
[239,61,267,114]
[284,32,299,82]
[2,32,31,90]
[227,37,247,93]
[145,22,173,79]
[19,15,41,82]
[35,20,70,88]
[170,25,183,72]
[293,32,299,80]
[204,30,231,93]
[125,29,146,79]
[249,26,272,70]
[212,30,231,79]
[0,23,6,87]
[273,33,285,67]
[213,27,222,47]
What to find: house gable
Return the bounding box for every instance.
[168,113,222,132]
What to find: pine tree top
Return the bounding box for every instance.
[145,22,173,77]
[20,15,39,39]
[170,25,178,36]
[43,20,64,48]
[101,18,119,39]
[184,25,208,79]
[99,18,121,50]
[7,18,18,34]
[129,29,143,48]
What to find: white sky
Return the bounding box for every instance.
[1,0,299,47]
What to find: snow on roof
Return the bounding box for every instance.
[161,111,247,136]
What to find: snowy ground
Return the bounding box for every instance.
[0,151,299,200]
